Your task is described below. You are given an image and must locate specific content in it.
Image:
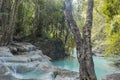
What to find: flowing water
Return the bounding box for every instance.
[0,57,52,79]
[52,50,120,79]
[0,50,120,79]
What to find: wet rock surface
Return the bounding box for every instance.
[53,68,79,80]
[8,42,37,55]
[0,47,13,57]
[0,42,78,80]
[102,73,120,80]
[92,49,105,57]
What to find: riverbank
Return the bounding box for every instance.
[0,42,79,80]
[0,42,120,80]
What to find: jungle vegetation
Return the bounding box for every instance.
[0,0,120,80]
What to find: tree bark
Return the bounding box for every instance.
[0,0,20,46]
[65,0,97,80]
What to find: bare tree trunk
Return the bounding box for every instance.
[0,0,12,46]
[81,0,97,80]
[0,0,20,46]
[65,0,97,80]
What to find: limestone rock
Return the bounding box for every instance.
[0,42,79,80]
[0,64,10,75]
[0,47,13,57]
[53,68,79,80]
[102,73,120,80]
[9,42,37,55]
[32,38,66,60]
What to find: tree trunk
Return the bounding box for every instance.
[33,0,43,38]
[0,0,2,27]
[65,0,97,80]
[0,0,20,46]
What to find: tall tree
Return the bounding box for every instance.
[65,0,97,80]
[0,0,20,46]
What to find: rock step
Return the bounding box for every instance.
[8,42,37,54]
[0,42,79,80]
[0,54,42,63]
[0,50,51,63]
[4,61,40,67]
[0,47,13,57]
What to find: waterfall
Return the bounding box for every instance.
[11,65,17,74]
[71,48,77,58]
[0,57,6,63]
[0,57,17,74]
[0,57,21,78]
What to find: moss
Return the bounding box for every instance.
[30,38,66,60]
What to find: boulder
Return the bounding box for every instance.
[37,64,79,80]
[32,38,66,60]
[8,46,18,55]
[37,62,53,71]
[53,68,79,80]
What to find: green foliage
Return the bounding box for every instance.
[33,0,66,37]
[100,0,120,55]
[33,0,75,53]
[73,0,86,33]
[105,15,120,55]
[14,0,75,55]
[92,0,120,55]
[91,0,106,51]
[15,0,34,36]
[101,0,120,21]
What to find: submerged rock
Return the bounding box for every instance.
[54,68,79,80]
[102,73,120,80]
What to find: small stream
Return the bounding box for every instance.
[52,50,120,79]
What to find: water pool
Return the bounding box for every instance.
[52,55,120,79]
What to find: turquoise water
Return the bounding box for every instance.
[20,69,46,79]
[52,51,120,79]
[12,69,48,79]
